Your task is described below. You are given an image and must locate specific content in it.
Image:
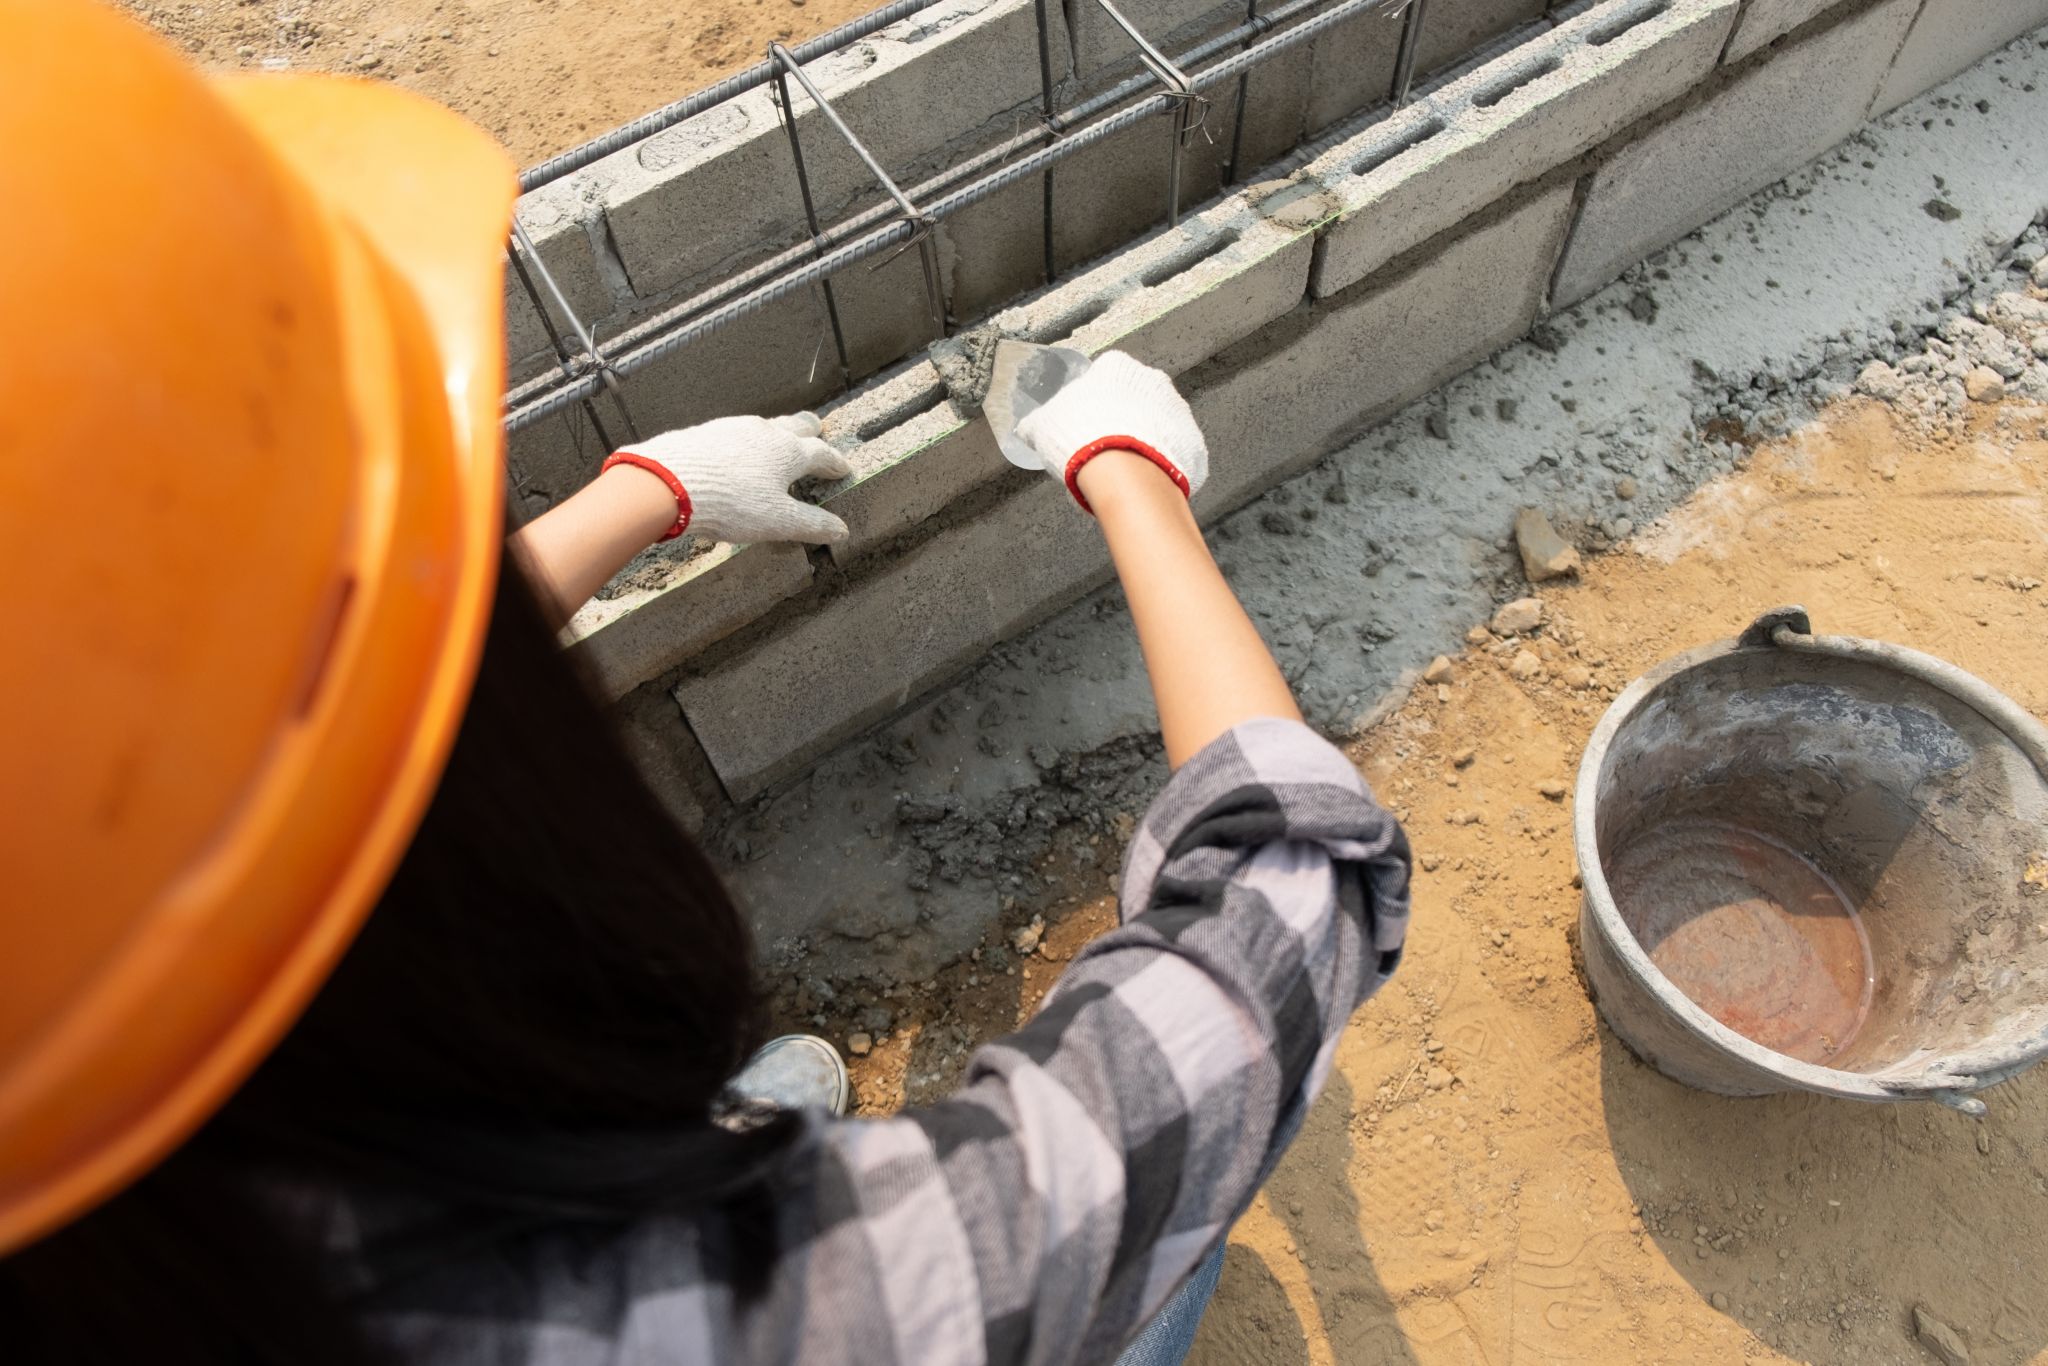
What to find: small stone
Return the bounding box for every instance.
[1425,1067,1453,1090]
[1496,398,1519,422]
[1515,507,1582,582]
[847,1032,873,1057]
[1452,748,1476,769]
[1561,665,1593,690]
[2033,256,2048,289]
[1011,918,1045,956]
[1965,367,2005,402]
[1425,410,1451,441]
[1507,650,1543,682]
[1491,597,1545,636]
[1537,780,1568,801]
[1627,290,1659,324]
[1420,853,1442,872]
[1615,476,1638,500]
[1913,1307,1970,1366]
[1923,198,1963,223]
[1711,1292,1729,1312]
[1856,360,1907,402]
[439,27,454,38]
[1423,1208,1446,1230]
[1976,1128,1990,1155]
[1423,655,1455,685]
[235,43,255,57]
[1465,625,1493,647]
[355,52,382,69]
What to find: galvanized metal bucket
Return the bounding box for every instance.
[1575,608,2048,1115]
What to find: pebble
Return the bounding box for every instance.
[1913,1306,1970,1366]
[1420,853,1442,872]
[1507,650,1544,681]
[1976,1128,1990,1155]
[1515,507,1582,582]
[356,52,382,69]
[1561,664,1594,690]
[2034,255,2048,290]
[1615,476,1638,500]
[1011,918,1044,955]
[1465,624,1494,646]
[847,1032,873,1057]
[1491,597,1545,635]
[1964,366,2006,402]
[1537,780,1568,800]
[1423,655,1455,685]
[1425,1067,1454,1090]
[1452,748,1476,769]
[1711,1292,1729,1311]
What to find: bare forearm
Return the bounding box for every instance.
[1077,452,1301,768]
[506,465,677,630]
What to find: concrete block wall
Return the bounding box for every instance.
[547,0,2048,812]
[501,0,1546,511]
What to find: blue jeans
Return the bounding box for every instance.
[1112,1242,1228,1366]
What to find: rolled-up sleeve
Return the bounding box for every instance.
[869,717,1413,1364]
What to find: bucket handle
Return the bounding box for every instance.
[1737,605,1812,649]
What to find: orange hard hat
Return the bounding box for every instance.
[0,0,516,1253]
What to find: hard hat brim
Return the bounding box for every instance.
[0,75,516,1255]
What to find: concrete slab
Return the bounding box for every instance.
[1873,0,2048,113]
[564,542,815,703]
[1550,0,1922,307]
[1308,0,1740,299]
[1721,0,1851,64]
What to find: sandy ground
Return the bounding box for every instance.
[828,397,2048,1364]
[118,0,874,165]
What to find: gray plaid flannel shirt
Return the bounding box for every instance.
[336,718,1410,1365]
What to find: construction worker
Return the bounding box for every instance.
[0,3,1411,1363]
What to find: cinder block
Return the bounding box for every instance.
[1551,0,1922,307]
[1199,181,1575,509]
[603,0,1061,302]
[820,201,1314,566]
[678,186,1570,800]
[1308,0,1740,298]
[564,541,815,703]
[1721,0,1848,64]
[608,687,725,834]
[676,476,1109,801]
[1873,0,2048,114]
[504,185,616,372]
[1066,0,1245,85]
[1305,0,1546,131]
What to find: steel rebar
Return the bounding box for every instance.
[506,0,1399,429]
[519,0,948,191]
[1391,0,1429,107]
[1032,0,1060,282]
[769,59,855,390]
[767,42,947,331]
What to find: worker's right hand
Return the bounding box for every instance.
[605,413,852,545]
[1014,351,1209,514]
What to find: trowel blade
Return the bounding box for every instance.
[985,340,1091,469]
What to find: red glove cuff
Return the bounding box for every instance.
[1061,437,1193,515]
[601,451,693,542]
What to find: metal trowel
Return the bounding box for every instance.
[984,340,1092,469]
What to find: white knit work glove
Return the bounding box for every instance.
[1013,350,1209,513]
[607,413,852,545]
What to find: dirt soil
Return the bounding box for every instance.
[821,397,2048,1364]
[120,0,875,166]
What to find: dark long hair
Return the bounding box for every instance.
[3,549,799,1364]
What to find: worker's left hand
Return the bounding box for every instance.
[612,413,853,545]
